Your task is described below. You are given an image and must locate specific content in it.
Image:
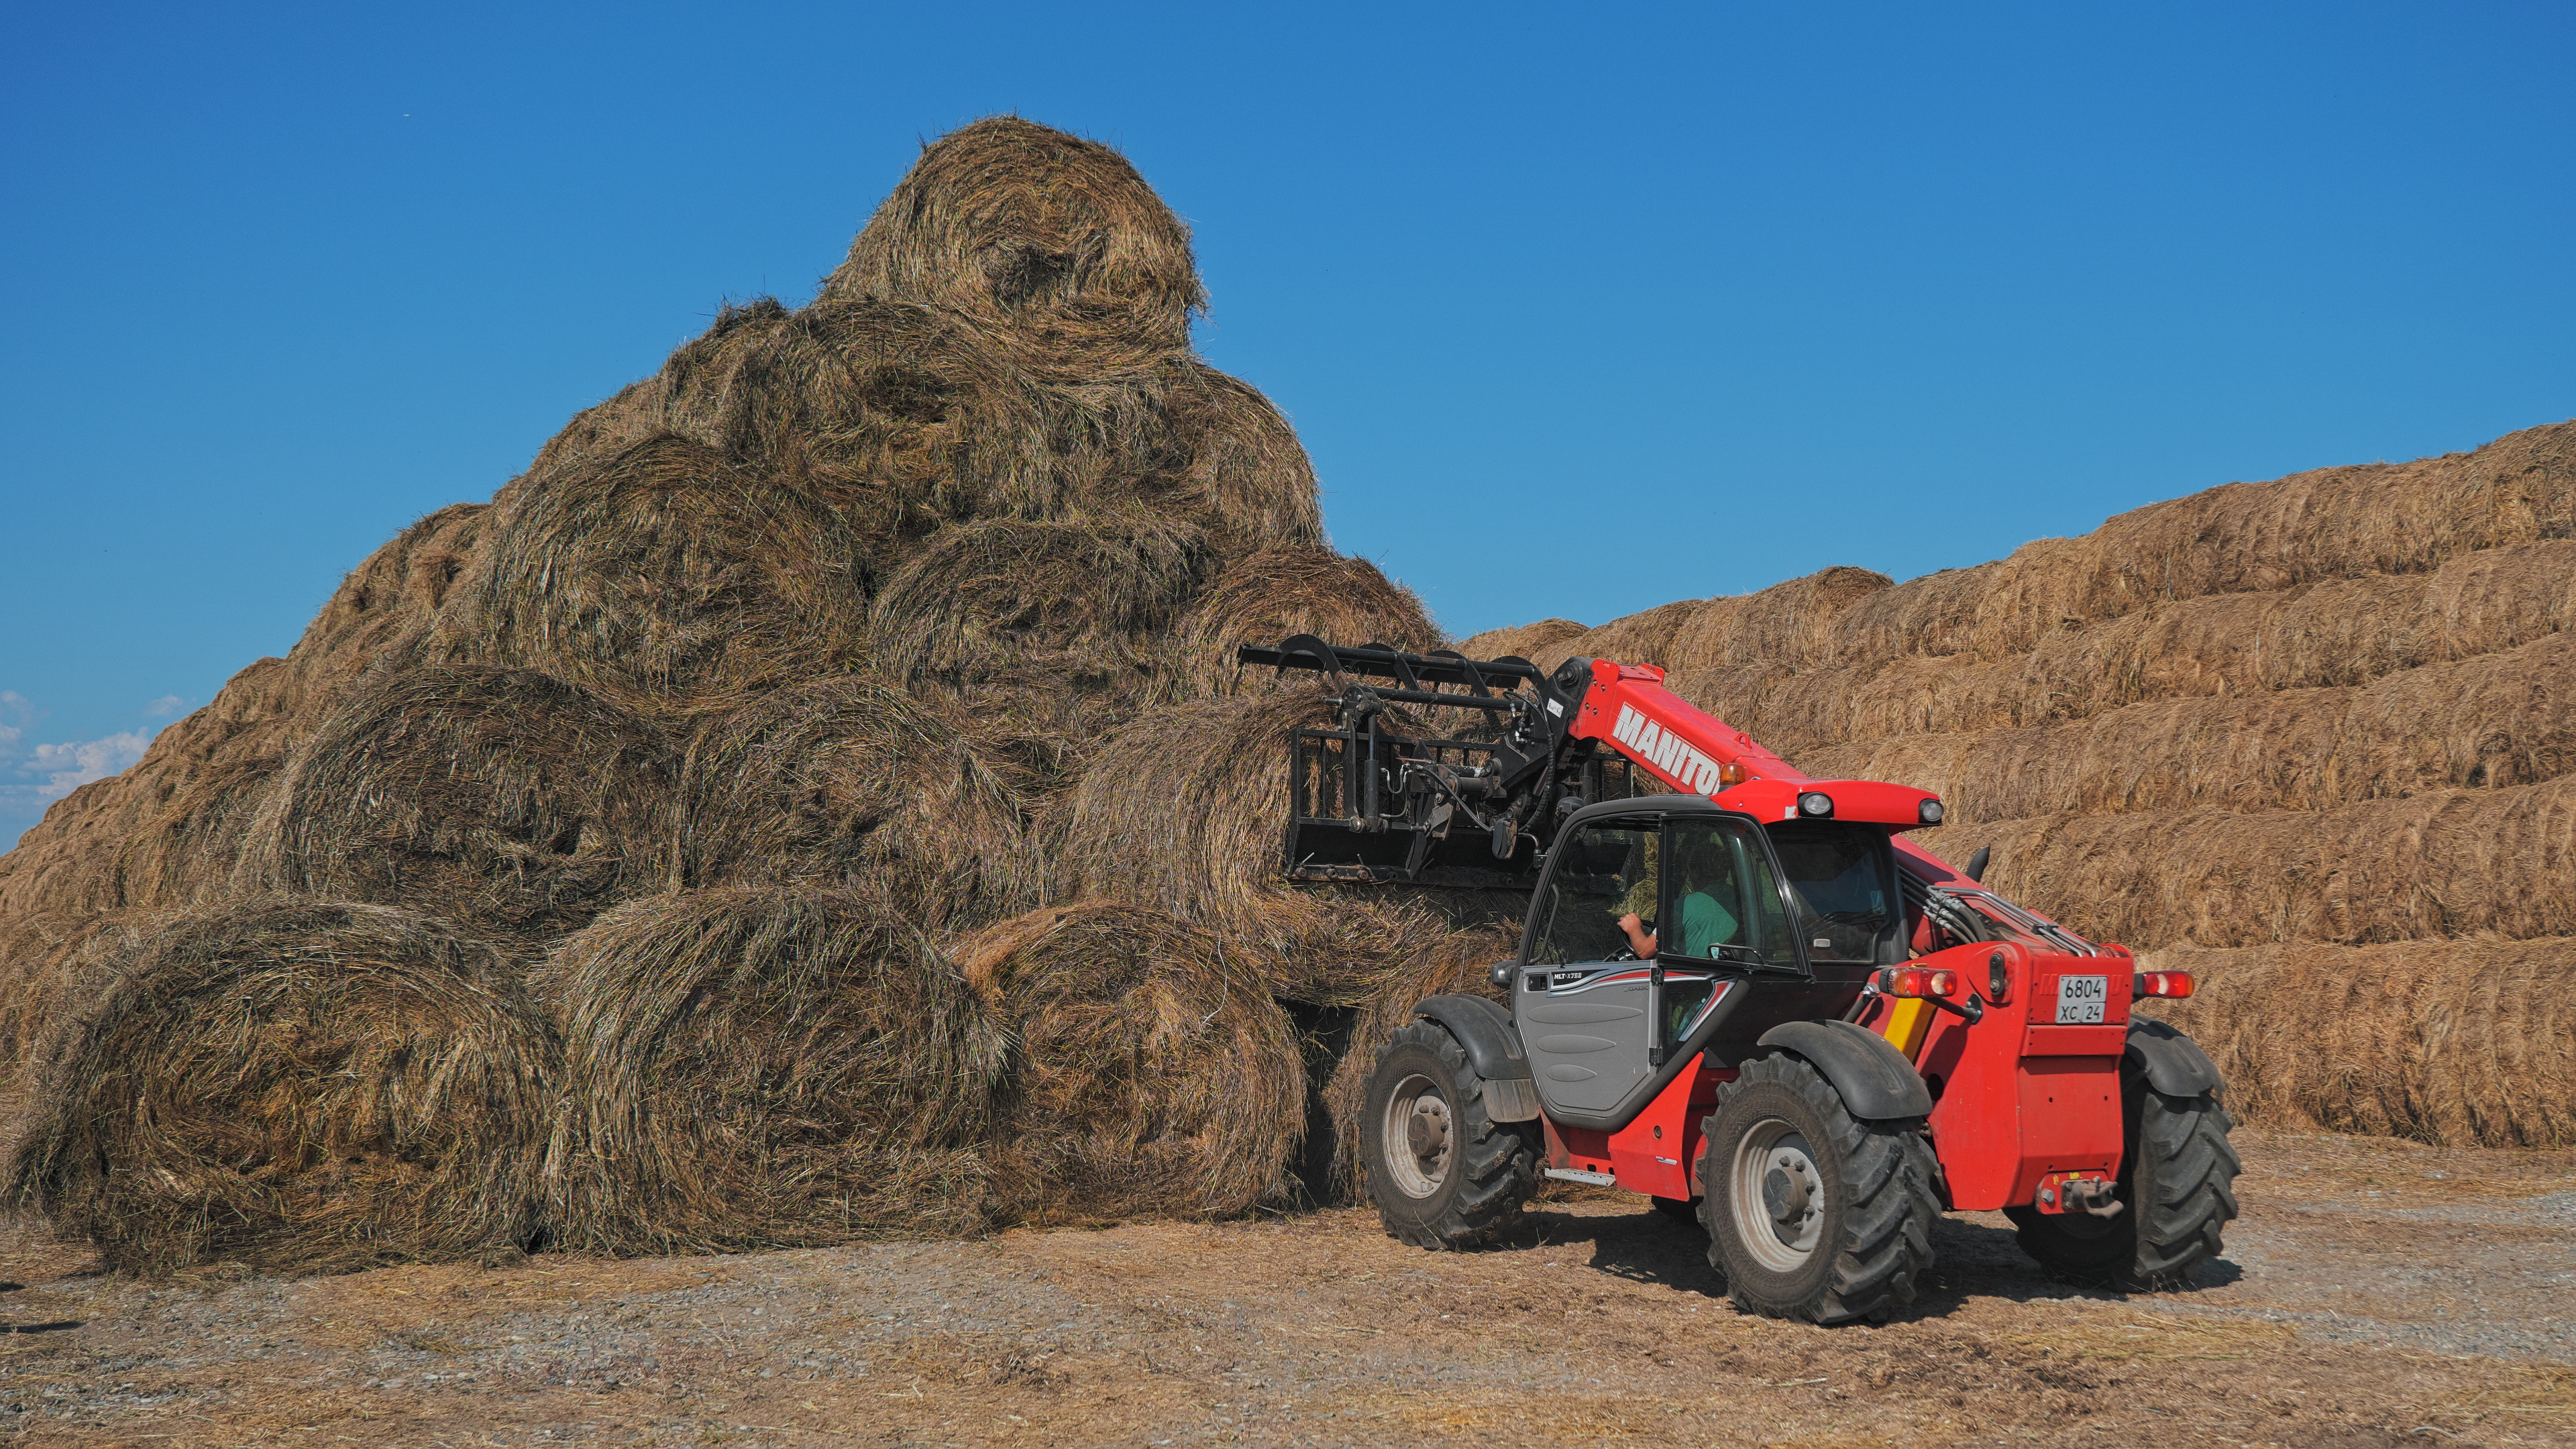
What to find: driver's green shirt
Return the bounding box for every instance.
[1676,890,1739,958]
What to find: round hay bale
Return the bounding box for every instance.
[1454,618,1589,672]
[1155,362,1326,557]
[674,675,1034,927]
[1167,547,1441,699]
[870,515,1213,745]
[284,503,490,708]
[5,900,557,1273]
[1044,690,1345,979]
[645,295,1060,536]
[541,887,1006,1254]
[0,910,137,1083]
[955,902,1304,1223]
[113,743,290,911]
[434,433,870,714]
[822,116,1202,376]
[235,667,676,949]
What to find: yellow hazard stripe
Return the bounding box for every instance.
[1880,996,1935,1060]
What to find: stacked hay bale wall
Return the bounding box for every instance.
[0,116,1463,1270]
[1462,421,2576,1146]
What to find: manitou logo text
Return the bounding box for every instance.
[1609,704,1731,794]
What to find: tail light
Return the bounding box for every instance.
[1874,967,1958,999]
[2134,971,2194,999]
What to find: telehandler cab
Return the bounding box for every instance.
[1240,637,2239,1324]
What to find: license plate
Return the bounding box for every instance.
[2055,975,2108,1024]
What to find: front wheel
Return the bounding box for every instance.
[2009,1057,2240,1289]
[1699,1053,1939,1324]
[1361,1021,1538,1249]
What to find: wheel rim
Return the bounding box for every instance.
[1379,1072,1455,1199]
[1729,1117,1827,1272]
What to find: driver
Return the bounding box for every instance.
[1616,830,1739,959]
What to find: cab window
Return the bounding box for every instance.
[1529,820,1656,966]
[1767,821,1900,965]
[1662,818,1799,971]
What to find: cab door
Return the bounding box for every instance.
[1517,816,1659,1116]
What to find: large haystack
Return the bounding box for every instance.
[955,902,1305,1223]
[673,674,1033,926]
[6,900,557,1273]
[541,887,1006,1254]
[235,667,676,948]
[1464,420,2576,1145]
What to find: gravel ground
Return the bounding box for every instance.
[2,1128,2571,1448]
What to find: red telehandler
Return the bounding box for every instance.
[1239,638,2239,1324]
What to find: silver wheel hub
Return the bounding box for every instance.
[1380,1073,1455,1199]
[1730,1120,1827,1271]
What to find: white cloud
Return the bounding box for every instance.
[25,731,154,800]
[142,694,189,718]
[1,692,173,845]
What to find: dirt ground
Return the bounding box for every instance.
[1,1128,2571,1448]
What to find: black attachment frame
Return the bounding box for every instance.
[1238,635,1638,888]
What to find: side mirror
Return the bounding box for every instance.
[1487,959,1515,991]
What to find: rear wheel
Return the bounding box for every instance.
[2010,1057,2240,1289]
[1362,1022,1538,1249]
[1698,1054,1939,1324]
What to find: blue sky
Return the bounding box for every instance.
[4,2,2571,847]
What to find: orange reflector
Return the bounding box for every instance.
[2134,971,2194,999]
[1876,967,1958,999]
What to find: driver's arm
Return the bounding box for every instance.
[1617,912,1657,958]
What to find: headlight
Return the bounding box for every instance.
[1797,792,1834,818]
[1919,799,1944,824]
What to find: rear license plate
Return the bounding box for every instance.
[2055,975,2108,1024]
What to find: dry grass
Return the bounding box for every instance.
[433,434,871,714]
[1796,630,2576,820]
[539,886,1006,1255]
[672,674,1034,927]
[1921,775,2576,953]
[954,902,1305,1223]
[234,667,677,949]
[2145,935,2576,1148]
[1167,546,1440,698]
[821,115,1202,378]
[1044,689,1346,976]
[5,899,557,1273]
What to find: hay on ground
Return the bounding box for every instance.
[2142,935,2576,1148]
[433,435,870,713]
[821,116,1202,376]
[673,675,1033,926]
[955,902,1304,1223]
[6,900,557,1273]
[1167,547,1441,698]
[541,887,1006,1254]
[235,667,676,949]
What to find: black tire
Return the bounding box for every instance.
[1697,1054,1939,1324]
[2008,1055,2240,1289]
[1361,1021,1539,1249]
